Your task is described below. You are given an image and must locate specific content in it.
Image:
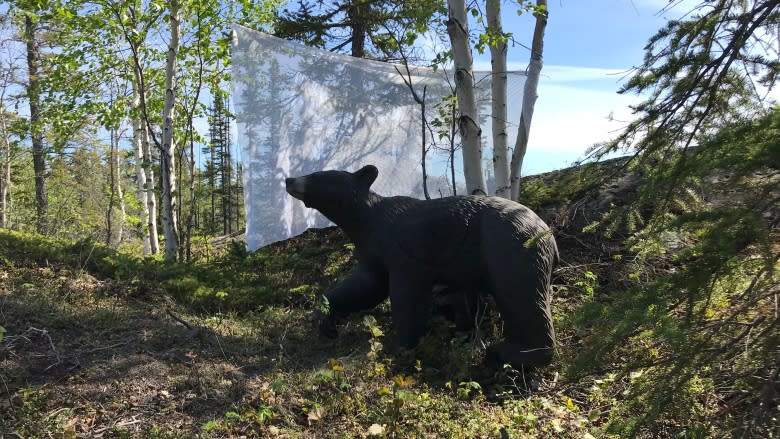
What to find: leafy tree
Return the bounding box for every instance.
[21,3,47,233]
[95,0,166,255]
[0,39,20,228]
[62,0,278,259]
[7,0,110,234]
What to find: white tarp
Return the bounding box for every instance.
[232,25,526,249]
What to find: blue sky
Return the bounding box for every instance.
[0,0,694,177]
[477,0,693,174]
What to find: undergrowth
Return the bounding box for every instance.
[1,116,778,436]
[561,110,779,437]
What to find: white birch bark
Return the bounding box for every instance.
[160,0,180,261]
[0,66,11,228]
[117,154,126,244]
[447,0,487,196]
[108,128,125,247]
[0,98,10,228]
[487,0,510,198]
[510,0,547,201]
[132,65,159,254]
[141,121,160,253]
[132,106,151,254]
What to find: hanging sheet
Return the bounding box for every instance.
[232,25,526,249]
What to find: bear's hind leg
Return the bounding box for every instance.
[436,287,479,331]
[487,269,555,369]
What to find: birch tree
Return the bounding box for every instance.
[126,47,163,255]
[509,0,547,201]
[0,103,10,229]
[122,4,162,255]
[106,125,126,247]
[83,0,162,253]
[139,82,161,255]
[0,51,16,228]
[160,0,181,261]
[486,0,509,198]
[101,71,129,248]
[445,0,546,199]
[131,88,153,253]
[446,0,487,196]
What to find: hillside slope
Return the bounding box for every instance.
[1,160,777,438]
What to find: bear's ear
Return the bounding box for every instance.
[354,165,378,188]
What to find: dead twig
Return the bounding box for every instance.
[79,341,131,355]
[166,308,193,330]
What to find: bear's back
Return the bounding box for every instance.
[361,195,551,274]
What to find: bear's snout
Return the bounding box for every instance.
[285,177,306,201]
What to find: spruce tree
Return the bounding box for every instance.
[575,1,779,435]
[274,0,445,60]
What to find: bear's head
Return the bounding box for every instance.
[285,165,379,222]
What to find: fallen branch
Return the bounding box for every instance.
[0,327,61,371]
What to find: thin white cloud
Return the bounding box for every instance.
[473,62,634,86]
[536,65,634,83]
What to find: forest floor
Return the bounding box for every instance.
[1,162,777,438]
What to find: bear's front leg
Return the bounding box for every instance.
[319,264,388,338]
[389,274,432,348]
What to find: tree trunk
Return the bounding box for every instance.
[116,150,126,245]
[184,78,204,261]
[348,0,368,58]
[107,127,124,247]
[510,0,547,201]
[487,0,510,198]
[450,99,457,195]
[160,0,181,261]
[446,0,487,196]
[0,147,7,228]
[0,80,11,228]
[132,98,151,254]
[209,137,215,232]
[121,12,161,255]
[176,134,184,261]
[186,123,196,260]
[24,15,48,234]
[0,115,9,228]
[107,127,116,245]
[132,64,159,254]
[141,120,160,254]
[235,160,242,232]
[224,111,232,234]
